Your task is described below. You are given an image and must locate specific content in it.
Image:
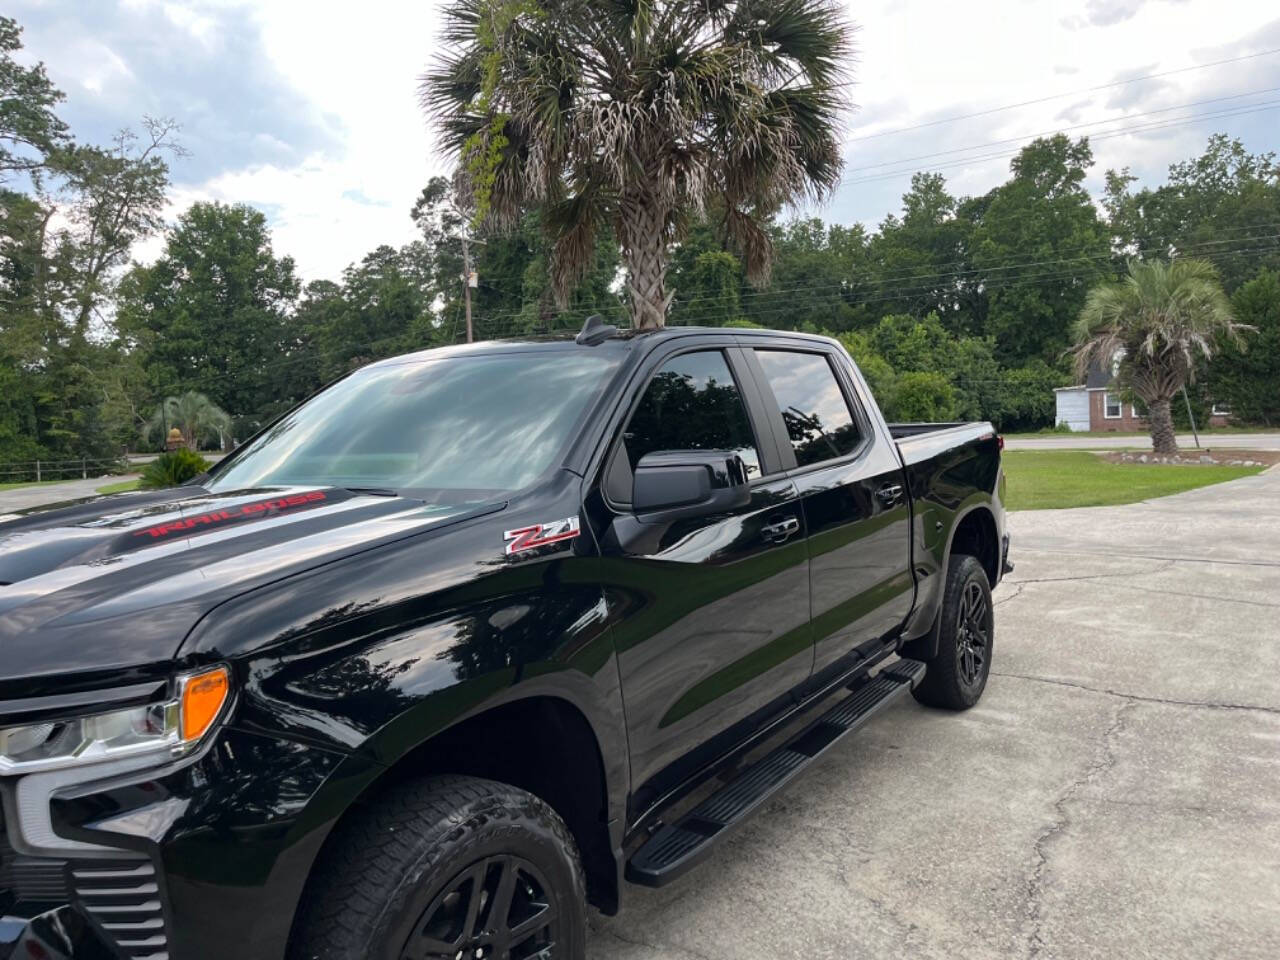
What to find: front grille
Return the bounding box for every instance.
[71,861,170,960]
[2,810,169,959]
[0,811,70,908]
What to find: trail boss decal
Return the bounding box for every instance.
[503,516,581,556]
[132,491,329,540]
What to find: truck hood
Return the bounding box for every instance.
[0,485,501,697]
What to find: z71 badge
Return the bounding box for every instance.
[503,516,581,556]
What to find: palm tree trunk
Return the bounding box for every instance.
[1148,397,1177,454]
[620,198,670,330]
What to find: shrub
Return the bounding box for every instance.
[139,449,211,489]
[889,371,956,422]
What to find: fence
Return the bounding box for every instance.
[0,455,132,485]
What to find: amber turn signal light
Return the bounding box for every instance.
[180,666,230,742]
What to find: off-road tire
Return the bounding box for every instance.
[912,553,994,710]
[289,774,587,960]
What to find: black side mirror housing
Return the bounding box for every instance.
[631,450,751,521]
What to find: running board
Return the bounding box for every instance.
[626,658,927,887]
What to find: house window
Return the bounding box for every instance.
[1103,393,1123,419]
[1211,402,1231,417]
[1132,398,1147,419]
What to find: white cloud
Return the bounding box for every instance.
[831,1,1280,225]
[20,0,1279,282]
[170,0,450,280]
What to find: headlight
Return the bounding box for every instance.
[0,665,230,775]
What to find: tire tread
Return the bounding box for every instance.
[289,774,585,960]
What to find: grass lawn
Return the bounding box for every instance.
[0,480,59,491]
[1003,426,1270,439]
[96,478,141,494]
[1003,450,1265,510]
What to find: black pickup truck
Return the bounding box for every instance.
[0,323,1008,960]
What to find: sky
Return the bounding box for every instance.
[8,0,1280,282]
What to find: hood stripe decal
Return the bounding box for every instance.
[0,495,389,612]
[57,506,464,625]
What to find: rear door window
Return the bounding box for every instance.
[754,350,863,467]
[624,350,761,478]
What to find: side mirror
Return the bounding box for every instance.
[632,450,751,520]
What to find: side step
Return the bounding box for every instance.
[626,658,926,887]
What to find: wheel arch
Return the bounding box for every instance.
[285,692,623,959]
[948,504,1000,587]
[901,502,1000,661]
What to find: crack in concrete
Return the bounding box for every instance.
[1024,698,1135,959]
[993,671,1280,716]
[1010,546,1280,570]
[590,924,716,960]
[994,582,1025,606]
[1008,565,1280,608]
[1007,559,1177,587]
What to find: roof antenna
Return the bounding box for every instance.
[575,313,617,346]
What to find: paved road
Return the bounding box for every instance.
[1005,432,1280,451]
[589,467,1280,959]
[0,475,139,513]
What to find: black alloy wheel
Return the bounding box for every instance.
[955,580,990,687]
[290,775,586,960]
[404,854,559,960]
[911,552,995,710]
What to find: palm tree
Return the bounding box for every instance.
[1074,259,1248,454]
[144,391,232,451]
[421,0,851,329]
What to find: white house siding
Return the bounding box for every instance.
[1054,387,1090,431]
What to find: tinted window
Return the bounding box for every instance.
[208,351,619,500]
[755,350,862,467]
[624,351,761,478]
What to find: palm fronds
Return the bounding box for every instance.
[421,0,853,327]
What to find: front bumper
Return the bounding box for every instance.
[1,727,378,960]
[1,853,158,960]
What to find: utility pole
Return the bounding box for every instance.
[462,234,473,343]
[1181,385,1201,449]
[453,232,484,343]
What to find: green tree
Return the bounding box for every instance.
[749,219,872,331]
[422,0,852,328]
[1074,259,1246,454]
[969,136,1110,364]
[118,202,300,419]
[679,251,743,326]
[1105,137,1280,291]
[0,16,69,185]
[412,175,621,338]
[836,330,896,409]
[143,391,232,451]
[889,371,955,422]
[1211,269,1280,426]
[867,173,975,332]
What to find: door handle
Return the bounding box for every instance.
[761,516,801,543]
[875,483,904,505]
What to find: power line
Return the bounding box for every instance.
[662,242,1280,328]
[452,227,1280,323]
[840,101,1280,186]
[843,47,1280,143]
[462,238,1279,338]
[246,233,1280,367]
[842,86,1280,175]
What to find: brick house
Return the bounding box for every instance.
[1053,362,1231,432]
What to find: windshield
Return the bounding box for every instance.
[207,349,620,501]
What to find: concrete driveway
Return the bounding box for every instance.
[0,475,138,513]
[589,467,1280,959]
[1006,432,1280,451]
